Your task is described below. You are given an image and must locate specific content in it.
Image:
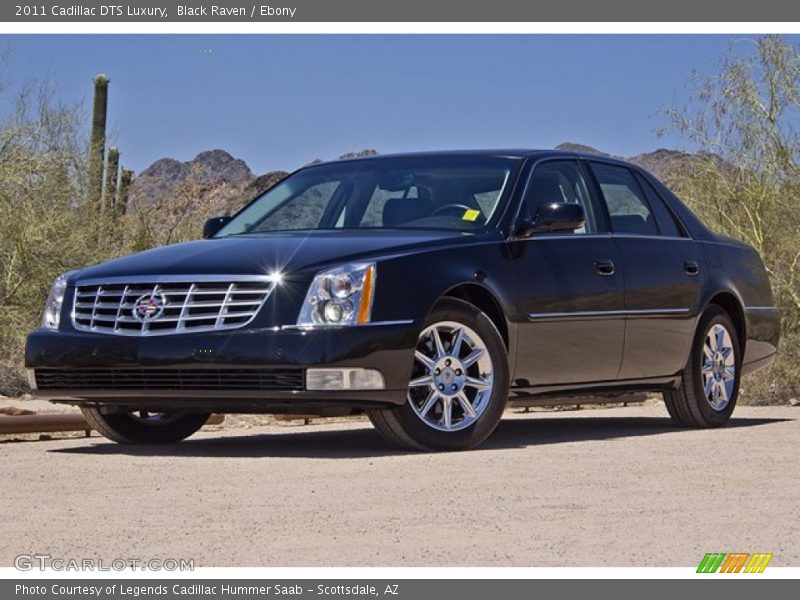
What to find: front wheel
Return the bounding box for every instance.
[663,305,741,428]
[81,407,211,444]
[368,298,509,451]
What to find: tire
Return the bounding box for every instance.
[368,298,510,451]
[81,407,210,444]
[663,305,741,428]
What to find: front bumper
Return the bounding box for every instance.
[25,321,420,411]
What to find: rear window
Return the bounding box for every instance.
[634,172,684,237]
[590,162,658,236]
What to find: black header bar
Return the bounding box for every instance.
[4,0,800,22]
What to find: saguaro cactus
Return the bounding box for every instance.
[116,168,134,217]
[104,146,120,213]
[87,74,109,210]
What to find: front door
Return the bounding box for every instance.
[511,160,625,386]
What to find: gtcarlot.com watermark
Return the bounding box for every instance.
[15,553,194,572]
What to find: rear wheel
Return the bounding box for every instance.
[81,407,210,444]
[368,298,509,451]
[663,305,740,427]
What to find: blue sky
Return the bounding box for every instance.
[0,35,783,175]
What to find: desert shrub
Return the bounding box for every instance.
[0,83,125,395]
[662,35,800,402]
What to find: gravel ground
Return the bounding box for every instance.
[0,403,797,567]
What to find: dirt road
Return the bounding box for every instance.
[1,404,797,567]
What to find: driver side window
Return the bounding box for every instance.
[522,161,597,234]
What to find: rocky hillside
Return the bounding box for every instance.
[129,149,255,207]
[128,148,381,213]
[554,142,695,182]
[554,142,612,158]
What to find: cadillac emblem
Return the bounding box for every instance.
[132,293,167,323]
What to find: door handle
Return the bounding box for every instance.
[593,259,615,276]
[684,260,700,276]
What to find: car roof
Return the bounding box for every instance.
[322,149,633,165]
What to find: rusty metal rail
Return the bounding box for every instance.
[0,413,224,435]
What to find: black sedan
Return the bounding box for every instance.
[26,150,780,450]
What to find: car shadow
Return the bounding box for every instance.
[49,414,792,459]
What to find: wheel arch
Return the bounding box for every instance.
[704,290,746,352]
[439,283,510,350]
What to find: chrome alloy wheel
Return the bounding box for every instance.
[407,321,494,432]
[701,323,736,411]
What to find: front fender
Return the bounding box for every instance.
[370,239,517,375]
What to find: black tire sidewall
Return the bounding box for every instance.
[688,306,741,426]
[389,299,509,450]
[88,410,210,444]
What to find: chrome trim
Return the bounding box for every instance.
[74,274,280,286]
[527,308,691,320]
[698,239,753,249]
[508,232,613,242]
[509,232,692,243]
[611,233,691,242]
[71,275,276,337]
[745,306,779,312]
[280,319,414,331]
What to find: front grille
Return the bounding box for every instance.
[34,368,304,391]
[72,276,275,336]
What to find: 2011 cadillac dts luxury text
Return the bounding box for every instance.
[15,5,297,19]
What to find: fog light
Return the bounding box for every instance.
[306,369,345,391]
[26,369,37,391]
[349,369,386,390]
[306,368,386,391]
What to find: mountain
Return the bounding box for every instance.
[128,148,382,211]
[128,149,255,207]
[556,142,698,182]
[338,149,379,160]
[554,142,612,158]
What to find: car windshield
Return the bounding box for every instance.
[215,156,519,236]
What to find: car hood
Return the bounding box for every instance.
[74,230,477,281]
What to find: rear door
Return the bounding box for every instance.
[511,159,625,386]
[588,162,704,379]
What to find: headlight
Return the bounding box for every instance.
[41,272,70,330]
[297,262,376,327]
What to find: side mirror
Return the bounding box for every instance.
[517,202,585,237]
[203,216,231,239]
